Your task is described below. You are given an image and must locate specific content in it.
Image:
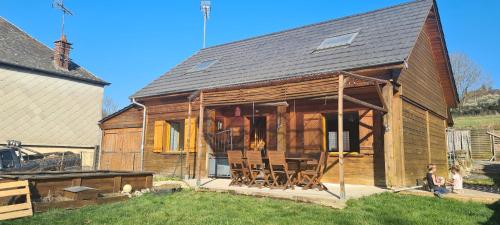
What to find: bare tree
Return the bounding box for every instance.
[450,52,485,104]
[102,95,119,118]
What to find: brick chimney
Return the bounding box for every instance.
[53,34,72,70]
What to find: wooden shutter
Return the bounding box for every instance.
[303,113,323,150]
[183,118,197,152]
[164,122,171,152]
[153,121,165,152]
[321,114,326,151]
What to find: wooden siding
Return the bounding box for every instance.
[143,97,205,177]
[100,106,143,130]
[428,113,447,177]
[425,7,457,107]
[399,28,447,118]
[100,128,142,171]
[402,101,429,185]
[100,106,144,171]
[402,100,448,186]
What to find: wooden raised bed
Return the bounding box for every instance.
[0,170,153,201]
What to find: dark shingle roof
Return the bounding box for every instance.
[0,17,108,86]
[132,0,433,98]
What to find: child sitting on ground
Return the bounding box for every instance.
[426,164,449,198]
[448,166,463,194]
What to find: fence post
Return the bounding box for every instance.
[94,145,100,170]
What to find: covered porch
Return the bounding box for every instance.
[187,71,396,196]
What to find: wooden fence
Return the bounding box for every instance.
[447,129,472,169]
[447,129,498,164]
[0,180,32,221]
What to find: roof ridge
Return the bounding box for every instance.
[201,0,430,51]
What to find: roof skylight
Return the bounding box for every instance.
[188,59,218,72]
[316,32,359,50]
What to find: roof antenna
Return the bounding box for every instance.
[52,0,73,37]
[200,0,211,48]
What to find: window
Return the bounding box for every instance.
[169,122,183,151]
[316,32,359,50]
[324,112,359,152]
[187,59,218,72]
[0,150,15,169]
[153,119,197,153]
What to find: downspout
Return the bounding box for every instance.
[132,98,147,171]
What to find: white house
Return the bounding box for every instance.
[0,17,109,167]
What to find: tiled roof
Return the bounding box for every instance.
[0,17,109,85]
[132,0,433,98]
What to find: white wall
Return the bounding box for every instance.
[0,66,104,149]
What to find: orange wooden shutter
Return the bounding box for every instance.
[321,114,327,151]
[164,122,171,152]
[183,118,197,152]
[153,121,165,152]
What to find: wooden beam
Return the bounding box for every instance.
[426,111,432,164]
[185,101,192,179]
[375,82,388,111]
[382,82,395,188]
[257,102,289,107]
[340,71,390,84]
[277,105,287,152]
[344,95,387,113]
[338,73,346,199]
[309,95,387,112]
[391,90,405,187]
[196,92,205,185]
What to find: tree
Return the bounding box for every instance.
[102,95,119,118]
[450,52,486,104]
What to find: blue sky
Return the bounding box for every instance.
[1,0,499,108]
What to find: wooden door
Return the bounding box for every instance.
[100,128,142,171]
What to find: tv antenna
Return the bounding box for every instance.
[200,0,211,48]
[52,0,73,36]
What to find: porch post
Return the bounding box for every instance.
[196,91,205,186]
[382,82,395,187]
[277,105,287,152]
[338,73,346,199]
[185,101,192,179]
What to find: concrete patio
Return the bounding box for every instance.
[184,178,387,209]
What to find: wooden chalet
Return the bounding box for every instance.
[100,0,458,188]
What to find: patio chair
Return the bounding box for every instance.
[246,151,271,188]
[227,150,250,186]
[299,151,328,190]
[267,151,296,190]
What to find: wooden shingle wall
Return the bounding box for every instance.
[402,102,429,185]
[398,26,447,118]
[428,113,447,176]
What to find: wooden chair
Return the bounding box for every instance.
[299,151,328,190]
[227,151,250,186]
[246,151,271,188]
[267,151,295,190]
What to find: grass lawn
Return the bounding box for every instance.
[453,114,500,129]
[2,191,499,225]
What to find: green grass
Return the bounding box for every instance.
[465,174,500,187]
[2,191,499,225]
[465,177,497,186]
[453,114,500,129]
[153,176,182,182]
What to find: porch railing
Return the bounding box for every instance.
[214,129,233,153]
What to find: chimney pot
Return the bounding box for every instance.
[53,34,72,71]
